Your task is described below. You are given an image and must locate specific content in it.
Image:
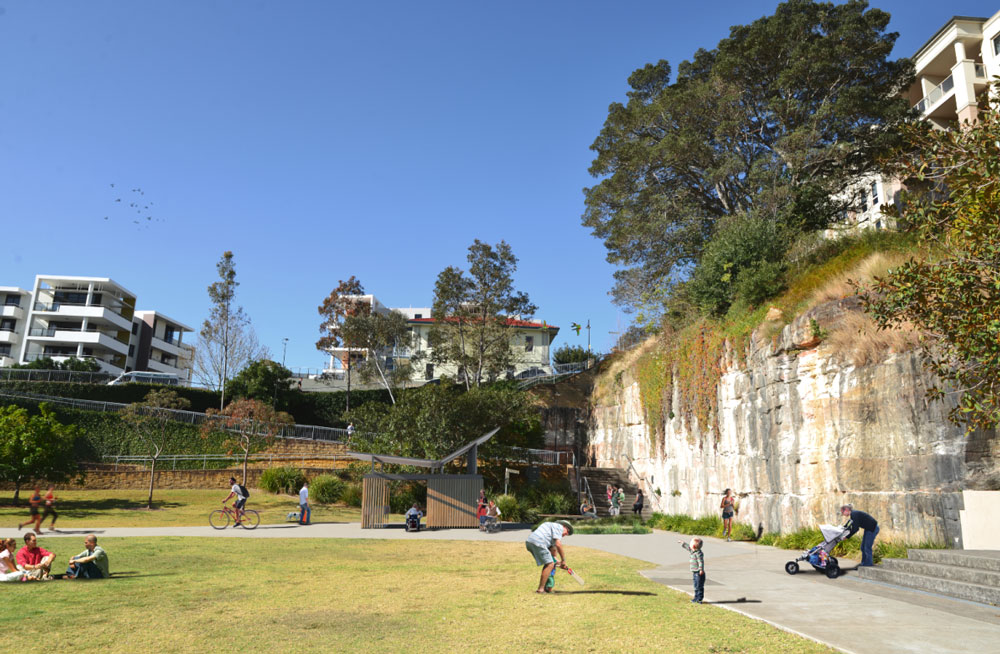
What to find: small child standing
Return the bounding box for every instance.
[679,537,705,603]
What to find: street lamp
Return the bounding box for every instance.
[281,338,289,367]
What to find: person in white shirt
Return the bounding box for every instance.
[299,482,311,525]
[0,537,25,582]
[525,520,573,594]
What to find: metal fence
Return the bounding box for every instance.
[0,368,117,384]
[102,453,354,471]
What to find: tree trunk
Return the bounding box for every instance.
[242,446,249,485]
[147,458,156,510]
[346,348,352,411]
[12,482,21,506]
[372,356,396,404]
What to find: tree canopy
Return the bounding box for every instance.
[583,0,913,318]
[0,403,78,503]
[228,359,295,410]
[861,92,1000,433]
[121,389,192,508]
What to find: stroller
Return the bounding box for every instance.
[784,524,849,579]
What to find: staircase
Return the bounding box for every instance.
[576,467,653,519]
[859,549,1000,606]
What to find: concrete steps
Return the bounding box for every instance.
[576,467,653,519]
[859,549,1000,606]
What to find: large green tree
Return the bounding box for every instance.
[583,0,913,315]
[0,403,78,503]
[341,309,413,404]
[429,240,537,387]
[861,94,1000,433]
[316,276,366,410]
[203,398,294,485]
[228,359,295,410]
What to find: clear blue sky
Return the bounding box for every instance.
[1,1,996,370]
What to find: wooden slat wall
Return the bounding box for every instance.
[427,476,482,528]
[361,475,389,529]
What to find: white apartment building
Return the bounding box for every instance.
[1,275,194,381]
[0,287,31,367]
[835,11,1000,232]
[323,295,560,382]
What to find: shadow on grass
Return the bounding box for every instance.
[4,498,185,518]
[552,590,656,596]
[47,529,107,535]
[704,599,762,604]
[110,571,177,579]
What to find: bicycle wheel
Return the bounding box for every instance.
[209,509,230,530]
[239,509,260,530]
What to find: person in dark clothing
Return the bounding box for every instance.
[632,490,644,516]
[841,504,879,566]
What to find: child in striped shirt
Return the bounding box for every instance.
[679,537,705,603]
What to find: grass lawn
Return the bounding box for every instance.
[0,489,403,528]
[0,537,833,654]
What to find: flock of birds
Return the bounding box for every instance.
[104,183,165,229]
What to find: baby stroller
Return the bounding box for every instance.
[784,524,849,579]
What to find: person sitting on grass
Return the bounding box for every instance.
[223,477,248,524]
[17,532,55,581]
[678,537,706,604]
[65,534,109,580]
[525,520,573,594]
[580,500,597,519]
[0,538,25,583]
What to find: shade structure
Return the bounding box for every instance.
[361,476,390,529]
[427,476,483,528]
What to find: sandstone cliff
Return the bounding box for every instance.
[589,300,999,546]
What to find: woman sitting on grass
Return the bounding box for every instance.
[0,538,25,582]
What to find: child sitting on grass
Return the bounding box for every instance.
[678,537,705,603]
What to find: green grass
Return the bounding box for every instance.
[0,489,403,528]
[0,537,834,654]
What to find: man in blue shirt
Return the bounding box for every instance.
[525,520,573,594]
[841,504,879,566]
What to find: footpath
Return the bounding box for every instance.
[5,523,998,654]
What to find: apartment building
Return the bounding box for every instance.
[835,11,1000,232]
[1,275,194,382]
[323,295,560,382]
[0,287,31,367]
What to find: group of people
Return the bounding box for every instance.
[605,484,644,516]
[1,533,109,582]
[476,489,502,531]
[17,485,59,534]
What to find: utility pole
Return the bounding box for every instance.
[587,320,591,352]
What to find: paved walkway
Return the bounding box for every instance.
[5,523,998,653]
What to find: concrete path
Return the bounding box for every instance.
[5,523,998,654]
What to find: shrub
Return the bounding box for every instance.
[389,482,427,513]
[258,466,306,495]
[537,491,572,515]
[309,474,345,504]
[341,482,362,508]
[495,494,521,522]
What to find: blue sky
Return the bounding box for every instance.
[1,1,996,370]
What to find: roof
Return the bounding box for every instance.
[134,310,194,333]
[408,317,559,332]
[347,427,500,471]
[36,275,138,299]
[913,15,989,61]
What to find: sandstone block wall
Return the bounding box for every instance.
[590,301,998,546]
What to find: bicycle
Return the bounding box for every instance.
[209,503,260,530]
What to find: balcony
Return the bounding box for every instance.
[23,352,125,373]
[0,330,19,344]
[32,302,132,330]
[147,358,186,376]
[913,75,954,115]
[151,335,182,356]
[26,327,129,355]
[1,304,24,319]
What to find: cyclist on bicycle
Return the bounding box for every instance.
[223,477,248,523]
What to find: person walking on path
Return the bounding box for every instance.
[721,489,736,541]
[841,504,880,566]
[678,537,706,603]
[65,534,109,580]
[298,482,311,525]
[41,485,59,532]
[17,485,44,534]
[632,489,644,517]
[525,520,573,594]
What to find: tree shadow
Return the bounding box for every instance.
[109,571,176,579]
[704,599,762,604]
[7,498,185,518]
[47,529,107,535]
[552,590,656,596]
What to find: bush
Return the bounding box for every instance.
[309,474,345,504]
[495,494,521,522]
[259,466,306,495]
[537,491,572,515]
[341,482,362,508]
[647,513,723,535]
[389,482,427,513]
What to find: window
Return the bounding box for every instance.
[424,363,434,381]
[0,344,10,357]
[871,180,879,205]
[0,319,15,331]
[860,194,868,212]
[4,295,20,307]
[164,326,176,344]
[131,322,139,334]
[875,220,883,230]
[525,335,534,352]
[994,34,1000,56]
[414,313,423,319]
[128,345,135,357]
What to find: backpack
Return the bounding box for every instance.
[238,484,250,499]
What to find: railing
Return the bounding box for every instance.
[516,359,597,390]
[0,368,116,384]
[28,326,103,337]
[581,475,596,513]
[23,353,118,367]
[913,74,954,114]
[102,452,353,471]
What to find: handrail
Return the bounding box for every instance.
[581,475,596,514]
[913,74,954,114]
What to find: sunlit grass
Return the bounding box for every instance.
[0,537,834,654]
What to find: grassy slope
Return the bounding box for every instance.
[0,489,403,527]
[0,537,833,654]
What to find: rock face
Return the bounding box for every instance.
[589,301,998,546]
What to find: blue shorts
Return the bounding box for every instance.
[235,498,246,510]
[526,541,555,567]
